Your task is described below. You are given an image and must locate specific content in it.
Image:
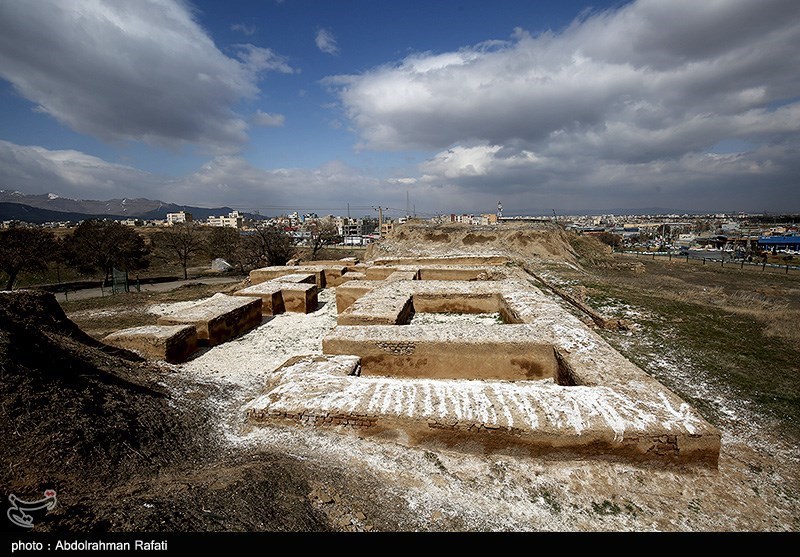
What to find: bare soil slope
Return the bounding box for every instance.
[0,290,331,532]
[366,221,593,264]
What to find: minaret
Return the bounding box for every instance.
[497,201,503,220]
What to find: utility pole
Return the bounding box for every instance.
[373,206,385,237]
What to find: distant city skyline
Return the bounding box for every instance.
[1,0,798,214]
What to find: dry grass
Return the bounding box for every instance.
[585,255,800,344]
[61,282,240,339]
[547,253,800,440]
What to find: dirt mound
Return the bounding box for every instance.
[0,290,335,532]
[0,291,185,489]
[365,222,608,265]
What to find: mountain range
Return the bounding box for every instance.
[1,190,777,224]
[0,190,247,224]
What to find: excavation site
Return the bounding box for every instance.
[1,223,797,533]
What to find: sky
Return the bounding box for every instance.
[0,0,798,218]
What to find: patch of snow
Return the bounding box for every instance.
[410,312,503,326]
[161,276,799,532]
[69,307,145,319]
[178,288,337,385]
[147,298,214,317]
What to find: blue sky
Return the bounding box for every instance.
[0,0,798,217]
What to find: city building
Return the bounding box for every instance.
[207,211,243,228]
[758,234,800,252]
[166,211,192,225]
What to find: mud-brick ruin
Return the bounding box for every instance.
[243,255,721,468]
[101,232,721,467]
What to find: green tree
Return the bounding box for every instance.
[0,226,58,290]
[64,220,150,284]
[152,222,206,279]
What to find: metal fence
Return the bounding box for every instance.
[615,250,800,275]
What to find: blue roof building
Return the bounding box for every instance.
[758,235,800,250]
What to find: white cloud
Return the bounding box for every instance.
[0,140,411,212]
[324,0,800,210]
[231,23,256,36]
[0,0,294,153]
[315,28,339,55]
[4,137,797,216]
[0,140,163,200]
[253,110,285,127]
[234,44,296,74]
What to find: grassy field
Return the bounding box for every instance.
[540,253,800,442]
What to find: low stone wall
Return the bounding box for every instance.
[103,324,198,363]
[338,271,366,284]
[250,265,351,288]
[281,283,318,313]
[335,281,376,313]
[158,293,262,346]
[337,288,415,325]
[411,292,505,315]
[323,324,559,381]
[417,267,493,281]
[272,273,316,285]
[251,266,326,288]
[385,270,419,282]
[246,355,721,467]
[320,266,350,287]
[364,266,420,281]
[234,283,284,315]
[372,255,511,266]
[235,281,318,315]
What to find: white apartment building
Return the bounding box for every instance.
[166,211,192,225]
[207,210,243,228]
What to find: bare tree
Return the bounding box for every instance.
[64,220,150,285]
[305,220,341,260]
[0,226,58,290]
[152,222,205,279]
[205,227,244,272]
[241,224,296,268]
